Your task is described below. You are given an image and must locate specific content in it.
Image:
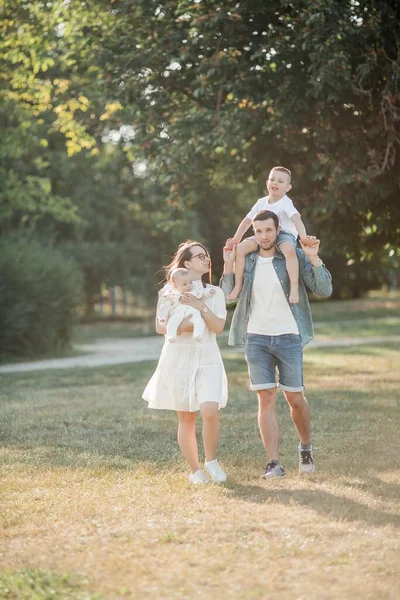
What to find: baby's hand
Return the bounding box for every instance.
[300,235,319,248]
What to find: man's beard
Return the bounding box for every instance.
[258,240,275,250]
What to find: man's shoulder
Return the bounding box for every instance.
[245,250,259,261]
[244,250,259,271]
[295,247,308,262]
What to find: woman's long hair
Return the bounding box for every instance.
[164,240,211,288]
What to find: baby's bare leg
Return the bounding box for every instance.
[279,242,299,304]
[226,238,258,301]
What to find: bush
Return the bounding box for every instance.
[0,236,83,359]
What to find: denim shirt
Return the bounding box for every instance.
[219,248,333,348]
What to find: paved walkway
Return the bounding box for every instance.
[1,334,399,374]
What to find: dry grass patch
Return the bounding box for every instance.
[1,343,400,599]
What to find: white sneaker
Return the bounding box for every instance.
[189,470,210,484]
[204,459,227,483]
[299,445,316,473]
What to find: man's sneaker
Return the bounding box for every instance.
[189,470,210,484]
[204,459,227,483]
[299,445,316,473]
[262,460,286,479]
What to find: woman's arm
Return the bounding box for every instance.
[156,316,194,335]
[179,293,225,334]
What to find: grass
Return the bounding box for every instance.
[72,319,155,345]
[1,332,400,599]
[309,290,400,322]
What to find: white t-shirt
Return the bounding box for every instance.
[247,256,299,336]
[247,194,299,238]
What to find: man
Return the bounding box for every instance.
[220,210,332,478]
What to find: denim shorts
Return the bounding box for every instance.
[277,230,297,247]
[245,333,304,392]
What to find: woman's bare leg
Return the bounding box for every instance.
[176,411,201,473]
[199,402,220,462]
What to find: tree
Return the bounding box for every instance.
[93,0,400,294]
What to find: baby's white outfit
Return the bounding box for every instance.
[158,280,214,343]
[142,284,228,412]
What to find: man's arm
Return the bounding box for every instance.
[219,245,236,298]
[298,240,333,298]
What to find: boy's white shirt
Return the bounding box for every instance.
[246,194,300,238]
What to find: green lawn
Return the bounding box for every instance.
[69,292,400,350]
[1,334,399,599]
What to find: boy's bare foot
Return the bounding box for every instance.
[226,286,241,301]
[289,287,299,304]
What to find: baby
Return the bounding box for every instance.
[225,166,318,303]
[158,268,215,343]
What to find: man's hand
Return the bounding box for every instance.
[225,236,240,251]
[223,243,236,265]
[300,238,322,265]
[299,235,319,248]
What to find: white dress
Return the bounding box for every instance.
[142,284,228,412]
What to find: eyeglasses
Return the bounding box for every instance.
[190,252,209,262]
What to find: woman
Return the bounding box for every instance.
[142,240,228,484]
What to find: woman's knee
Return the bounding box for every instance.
[177,411,196,426]
[199,402,219,421]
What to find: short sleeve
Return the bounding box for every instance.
[209,286,227,320]
[283,195,300,218]
[246,198,264,220]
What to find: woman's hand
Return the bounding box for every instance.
[180,293,204,311]
[177,314,194,334]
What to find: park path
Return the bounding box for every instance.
[1,333,400,374]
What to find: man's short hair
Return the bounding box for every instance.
[252,210,279,229]
[270,166,291,182]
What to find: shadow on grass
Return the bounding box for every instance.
[223,482,400,529]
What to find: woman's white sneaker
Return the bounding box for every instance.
[204,459,227,483]
[189,470,211,484]
[299,445,316,473]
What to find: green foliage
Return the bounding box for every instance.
[0,237,83,358]
[96,0,400,275]
[0,568,100,600]
[1,0,399,304]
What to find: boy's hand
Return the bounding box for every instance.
[300,235,319,247]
